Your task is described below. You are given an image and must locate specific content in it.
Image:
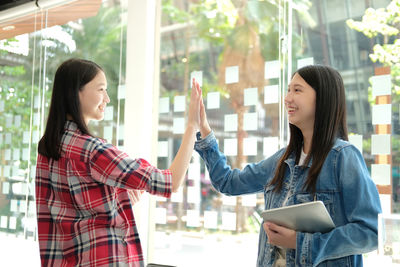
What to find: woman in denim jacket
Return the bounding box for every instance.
[193,65,381,266]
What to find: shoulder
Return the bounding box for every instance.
[330,138,362,159]
[62,128,110,162]
[331,138,353,152]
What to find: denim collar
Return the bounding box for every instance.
[283,138,344,169]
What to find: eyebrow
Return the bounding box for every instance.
[288,83,303,88]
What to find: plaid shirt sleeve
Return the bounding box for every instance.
[89,141,172,197]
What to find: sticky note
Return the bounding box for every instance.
[34,96,40,108]
[371,164,391,185]
[243,138,258,156]
[33,113,40,126]
[118,84,126,99]
[187,186,200,204]
[371,75,391,98]
[14,115,21,127]
[224,114,237,132]
[244,88,258,106]
[186,209,200,227]
[224,138,237,156]
[222,212,236,230]
[371,134,390,155]
[155,208,167,224]
[12,166,19,177]
[222,195,236,206]
[264,85,279,104]
[263,137,279,157]
[118,125,124,141]
[265,60,280,79]
[5,133,11,144]
[22,148,29,161]
[0,216,7,228]
[157,141,168,157]
[19,200,27,213]
[23,131,30,144]
[188,163,200,181]
[372,104,391,125]
[379,194,391,215]
[13,149,20,161]
[242,194,257,207]
[3,166,11,177]
[348,135,363,154]
[297,57,314,69]
[173,117,185,134]
[30,166,36,179]
[104,106,113,121]
[174,95,185,112]
[5,149,11,161]
[10,200,18,212]
[159,97,170,113]
[171,186,183,203]
[207,92,220,109]
[243,112,257,131]
[103,126,113,141]
[32,131,39,143]
[2,182,10,195]
[225,66,239,84]
[203,211,218,229]
[5,115,12,128]
[9,216,17,229]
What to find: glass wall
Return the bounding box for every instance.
[154,0,396,266]
[0,1,127,265]
[0,0,398,266]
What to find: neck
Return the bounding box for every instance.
[301,128,313,154]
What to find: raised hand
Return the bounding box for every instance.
[187,78,202,131]
[197,82,211,138]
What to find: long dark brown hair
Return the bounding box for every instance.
[269,65,348,193]
[38,58,103,160]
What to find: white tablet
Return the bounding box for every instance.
[261,201,335,233]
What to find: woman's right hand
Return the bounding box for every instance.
[196,82,212,138]
[187,78,202,131]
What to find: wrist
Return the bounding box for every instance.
[200,125,212,139]
[186,123,197,134]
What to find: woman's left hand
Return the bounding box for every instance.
[263,222,296,249]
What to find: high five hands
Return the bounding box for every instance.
[191,79,211,139]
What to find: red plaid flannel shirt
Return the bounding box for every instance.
[35,121,172,266]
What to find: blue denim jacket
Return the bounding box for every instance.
[194,132,381,267]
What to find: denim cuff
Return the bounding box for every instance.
[296,231,312,266]
[194,131,216,150]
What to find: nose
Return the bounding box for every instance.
[284,91,293,105]
[104,91,110,103]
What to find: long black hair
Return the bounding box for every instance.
[269,65,348,193]
[38,58,103,160]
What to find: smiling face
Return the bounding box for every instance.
[79,70,110,125]
[285,72,316,133]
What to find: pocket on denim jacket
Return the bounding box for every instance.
[293,190,336,217]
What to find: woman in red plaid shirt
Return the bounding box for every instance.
[35,58,201,267]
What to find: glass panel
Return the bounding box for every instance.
[155,0,292,265]
[0,0,127,265]
[291,0,395,265]
[0,9,45,266]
